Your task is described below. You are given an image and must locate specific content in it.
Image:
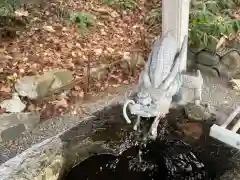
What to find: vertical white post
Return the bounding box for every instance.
[162,0,191,71]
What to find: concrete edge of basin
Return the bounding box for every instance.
[0,86,133,180]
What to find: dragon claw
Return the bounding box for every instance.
[133,123,139,131]
[148,129,158,140]
[133,116,141,131]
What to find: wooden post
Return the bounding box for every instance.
[162,0,191,71]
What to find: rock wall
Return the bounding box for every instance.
[187,41,240,79]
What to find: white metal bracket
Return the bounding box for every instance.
[210,106,240,150]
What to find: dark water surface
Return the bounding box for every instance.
[64,139,212,180]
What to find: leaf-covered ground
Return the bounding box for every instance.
[0,0,161,120]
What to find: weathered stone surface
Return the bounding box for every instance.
[189,47,204,54]
[0,134,112,180]
[0,137,64,180]
[1,124,26,142]
[187,49,196,61]
[184,103,214,121]
[15,74,54,99]
[221,51,240,69]
[233,73,240,79]
[196,51,220,66]
[215,63,238,79]
[47,69,73,91]
[121,52,145,75]
[196,63,219,77]
[0,112,40,142]
[228,39,240,50]
[0,93,26,113]
[15,69,73,99]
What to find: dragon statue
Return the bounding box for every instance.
[123,31,203,140]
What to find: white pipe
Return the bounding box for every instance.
[231,118,240,133]
[210,124,240,150]
[221,106,240,128]
[162,0,191,71]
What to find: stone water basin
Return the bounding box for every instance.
[1,105,239,180]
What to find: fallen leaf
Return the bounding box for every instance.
[79,90,84,98]
[123,52,131,61]
[94,48,103,56]
[110,11,120,18]
[123,80,129,84]
[112,84,120,87]
[74,85,81,90]
[28,103,36,112]
[216,36,226,50]
[15,9,29,17]
[230,79,240,91]
[0,86,11,93]
[107,47,114,53]
[0,108,6,113]
[52,98,68,108]
[3,55,13,60]
[43,25,56,33]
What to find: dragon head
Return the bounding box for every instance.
[123,90,160,124]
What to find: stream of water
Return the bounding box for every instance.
[64,139,211,180]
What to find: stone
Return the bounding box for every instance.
[15,74,55,99]
[196,51,220,66]
[196,63,219,77]
[47,69,73,91]
[0,136,65,180]
[189,47,204,54]
[1,124,26,141]
[216,49,240,78]
[184,102,214,121]
[187,49,196,61]
[228,39,240,50]
[215,63,238,79]
[0,93,26,112]
[121,52,145,75]
[0,112,40,142]
[233,73,240,79]
[221,51,240,70]
[15,69,73,99]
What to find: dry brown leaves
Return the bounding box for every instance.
[0,0,155,120]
